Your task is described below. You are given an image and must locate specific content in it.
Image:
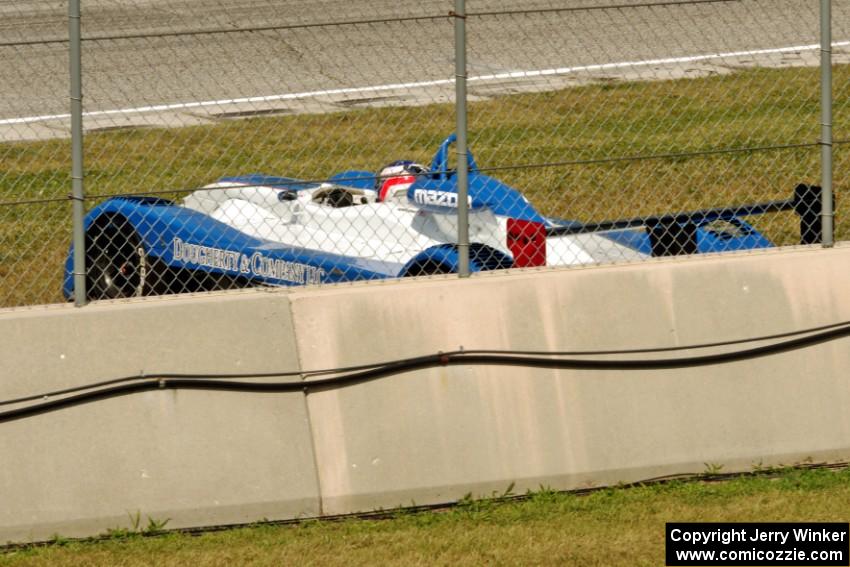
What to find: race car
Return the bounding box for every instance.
[62,134,821,301]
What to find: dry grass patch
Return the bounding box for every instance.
[3,64,850,306]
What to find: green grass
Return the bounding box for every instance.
[3,64,850,307]
[3,466,850,566]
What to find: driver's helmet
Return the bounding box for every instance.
[375,160,429,202]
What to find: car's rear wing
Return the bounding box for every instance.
[546,183,824,257]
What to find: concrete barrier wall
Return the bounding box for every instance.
[0,293,321,542]
[3,245,850,542]
[291,245,850,514]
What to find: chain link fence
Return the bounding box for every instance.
[0,0,847,307]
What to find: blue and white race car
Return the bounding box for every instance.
[64,135,817,301]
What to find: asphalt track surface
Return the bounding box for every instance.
[2,0,849,140]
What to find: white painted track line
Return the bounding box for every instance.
[2,41,847,126]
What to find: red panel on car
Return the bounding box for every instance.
[506,218,546,267]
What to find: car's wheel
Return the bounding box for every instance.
[85,216,148,300]
[402,260,453,277]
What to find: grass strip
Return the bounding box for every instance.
[2,465,850,566]
[2,64,850,306]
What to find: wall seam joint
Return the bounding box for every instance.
[286,294,326,517]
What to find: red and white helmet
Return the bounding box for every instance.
[375,160,429,202]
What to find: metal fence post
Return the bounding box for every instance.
[454,0,470,277]
[70,0,86,304]
[821,0,834,247]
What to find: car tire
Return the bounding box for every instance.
[85,215,149,300]
[402,260,453,277]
